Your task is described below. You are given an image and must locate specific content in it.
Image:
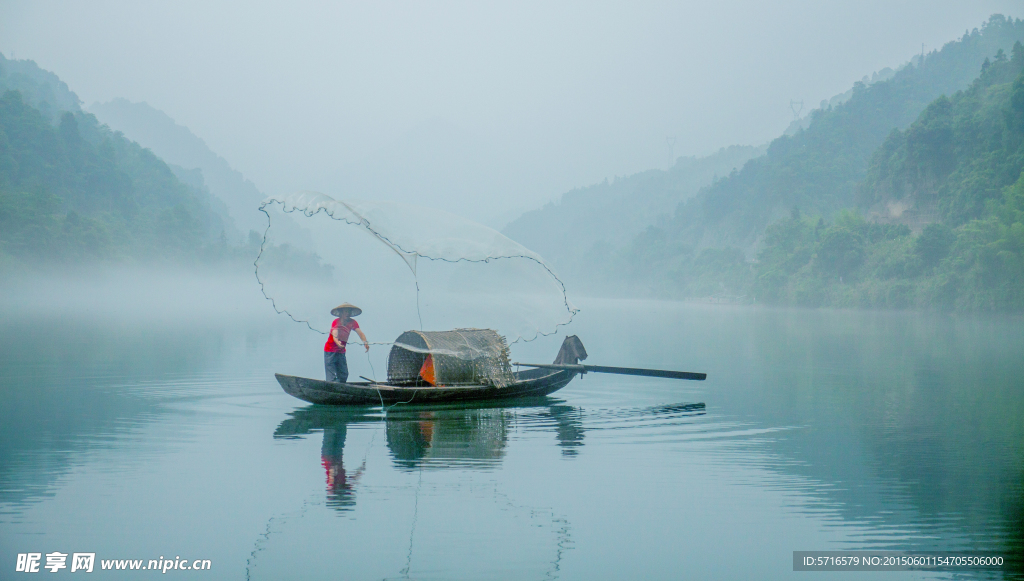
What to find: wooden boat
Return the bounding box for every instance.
[275,365,577,406]
[275,334,705,406]
[277,333,586,406]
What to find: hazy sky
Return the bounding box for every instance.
[2,1,1020,224]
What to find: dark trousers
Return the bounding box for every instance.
[325,351,349,383]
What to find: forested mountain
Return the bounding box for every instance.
[0,89,230,264]
[0,53,81,120]
[89,99,267,239]
[663,15,1024,254]
[582,15,1024,306]
[752,42,1024,311]
[859,44,1024,228]
[503,144,765,282]
[506,16,1024,302]
[0,54,234,266]
[0,55,334,278]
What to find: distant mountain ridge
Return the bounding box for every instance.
[89,98,267,240]
[502,144,765,282]
[0,53,81,120]
[859,44,1024,228]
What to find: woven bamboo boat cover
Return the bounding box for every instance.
[387,329,514,387]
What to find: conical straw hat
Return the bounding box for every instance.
[331,303,362,317]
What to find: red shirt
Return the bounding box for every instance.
[324,318,360,353]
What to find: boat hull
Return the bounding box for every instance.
[275,368,577,406]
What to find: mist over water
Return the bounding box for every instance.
[1,277,1021,579]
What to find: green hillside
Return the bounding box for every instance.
[665,15,1024,252]
[592,15,1024,310]
[0,53,81,120]
[89,98,268,239]
[0,89,230,265]
[859,44,1024,227]
[0,55,332,280]
[756,43,1024,311]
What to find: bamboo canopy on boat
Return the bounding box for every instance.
[387,329,514,388]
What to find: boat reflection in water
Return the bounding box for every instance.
[263,398,706,580]
[272,397,592,509]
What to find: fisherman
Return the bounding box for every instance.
[324,303,370,383]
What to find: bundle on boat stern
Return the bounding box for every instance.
[387,329,514,388]
[386,330,587,388]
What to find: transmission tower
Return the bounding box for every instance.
[789,100,804,120]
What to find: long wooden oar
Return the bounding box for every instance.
[512,362,706,381]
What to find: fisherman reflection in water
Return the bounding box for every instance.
[324,303,369,383]
[321,425,364,509]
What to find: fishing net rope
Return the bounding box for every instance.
[255,191,577,358]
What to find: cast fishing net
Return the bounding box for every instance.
[255,191,576,363]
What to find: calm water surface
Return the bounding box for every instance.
[1,298,1022,580]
